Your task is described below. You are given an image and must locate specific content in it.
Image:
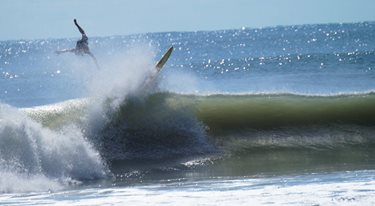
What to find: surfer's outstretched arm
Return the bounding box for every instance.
[55,48,76,54]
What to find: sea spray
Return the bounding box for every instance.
[87,45,156,108]
[0,104,107,193]
[79,46,214,161]
[83,45,158,158]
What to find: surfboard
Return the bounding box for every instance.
[155,46,173,72]
[143,46,173,88]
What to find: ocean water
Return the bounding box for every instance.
[0,22,375,205]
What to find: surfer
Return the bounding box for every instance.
[56,19,99,69]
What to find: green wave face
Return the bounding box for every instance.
[189,93,375,132]
[21,92,375,172]
[24,92,375,141]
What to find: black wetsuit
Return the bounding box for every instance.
[74,19,90,55]
[56,19,99,69]
[75,34,89,55]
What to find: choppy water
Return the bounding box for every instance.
[1,171,375,205]
[0,22,375,205]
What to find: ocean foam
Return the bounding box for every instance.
[0,104,107,193]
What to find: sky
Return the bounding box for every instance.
[0,0,375,41]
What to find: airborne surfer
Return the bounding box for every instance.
[56,19,99,69]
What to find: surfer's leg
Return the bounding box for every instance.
[86,51,100,69]
[81,34,88,44]
[74,19,86,36]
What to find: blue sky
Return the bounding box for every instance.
[1,0,375,40]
